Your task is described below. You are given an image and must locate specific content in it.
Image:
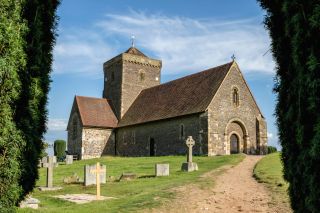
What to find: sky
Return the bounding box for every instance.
[45,0,280,153]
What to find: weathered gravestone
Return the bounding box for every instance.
[155,164,170,176]
[65,155,73,165]
[84,164,106,186]
[42,156,58,168]
[19,196,40,209]
[119,173,136,181]
[38,159,62,191]
[181,136,198,172]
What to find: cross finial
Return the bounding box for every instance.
[231,54,236,61]
[131,35,135,47]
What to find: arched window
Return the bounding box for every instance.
[139,70,145,82]
[233,88,239,106]
[180,124,185,139]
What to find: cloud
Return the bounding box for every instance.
[53,10,275,77]
[47,118,68,131]
[267,132,273,139]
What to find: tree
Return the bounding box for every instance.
[0,0,27,210]
[54,139,66,161]
[15,0,60,200]
[258,0,320,212]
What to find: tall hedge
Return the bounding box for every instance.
[54,140,66,161]
[0,0,27,211]
[14,0,60,200]
[258,1,320,212]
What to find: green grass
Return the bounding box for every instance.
[18,154,244,213]
[254,152,291,209]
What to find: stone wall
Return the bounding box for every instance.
[116,113,207,156]
[207,63,267,155]
[81,128,114,159]
[103,53,162,119]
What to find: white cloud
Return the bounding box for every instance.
[47,118,68,131]
[53,10,275,77]
[267,132,273,139]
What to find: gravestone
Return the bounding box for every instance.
[19,196,40,209]
[63,173,80,184]
[84,164,106,186]
[38,158,62,191]
[42,156,58,168]
[155,164,169,176]
[65,155,73,165]
[47,165,53,188]
[89,162,106,200]
[181,136,198,172]
[119,173,136,181]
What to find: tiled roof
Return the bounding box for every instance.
[124,47,147,57]
[118,62,233,127]
[75,96,118,128]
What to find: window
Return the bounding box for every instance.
[138,70,145,82]
[233,88,239,106]
[111,71,115,81]
[180,124,185,139]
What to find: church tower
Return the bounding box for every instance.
[103,46,162,119]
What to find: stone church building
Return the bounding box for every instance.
[67,46,268,159]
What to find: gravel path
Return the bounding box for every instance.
[150,155,290,213]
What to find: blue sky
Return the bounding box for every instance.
[46,0,280,151]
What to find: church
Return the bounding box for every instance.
[67,46,268,159]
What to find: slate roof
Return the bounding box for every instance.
[75,96,118,128]
[124,47,147,57]
[118,62,234,127]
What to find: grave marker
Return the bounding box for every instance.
[89,162,106,200]
[181,136,198,172]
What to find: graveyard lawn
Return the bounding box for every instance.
[18,154,244,213]
[253,152,291,211]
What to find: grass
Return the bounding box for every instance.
[18,154,244,213]
[253,152,291,209]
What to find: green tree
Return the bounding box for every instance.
[258,0,320,212]
[15,0,60,199]
[0,0,27,211]
[54,139,66,161]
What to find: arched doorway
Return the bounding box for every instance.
[149,138,155,156]
[230,134,239,154]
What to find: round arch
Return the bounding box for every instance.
[224,118,249,154]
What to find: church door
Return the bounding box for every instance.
[150,138,155,156]
[230,134,239,154]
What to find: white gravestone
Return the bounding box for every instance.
[65,155,73,165]
[155,164,170,176]
[84,164,106,186]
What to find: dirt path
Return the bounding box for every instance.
[150,155,290,213]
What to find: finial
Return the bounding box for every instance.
[131,35,135,48]
[231,54,236,61]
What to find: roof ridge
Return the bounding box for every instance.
[141,61,233,93]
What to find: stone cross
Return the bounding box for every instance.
[89,162,106,200]
[186,136,195,163]
[46,156,55,188]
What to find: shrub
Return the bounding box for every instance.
[54,140,66,161]
[267,146,277,154]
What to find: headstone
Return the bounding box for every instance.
[42,156,58,168]
[19,196,40,209]
[63,173,80,184]
[46,165,53,188]
[119,173,136,181]
[155,164,169,176]
[89,162,106,200]
[84,164,106,186]
[65,155,73,165]
[181,136,198,172]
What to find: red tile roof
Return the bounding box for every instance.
[118,62,233,127]
[75,96,118,128]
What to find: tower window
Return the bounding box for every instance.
[138,70,145,82]
[233,88,239,106]
[111,71,115,81]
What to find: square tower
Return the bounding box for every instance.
[103,47,162,119]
